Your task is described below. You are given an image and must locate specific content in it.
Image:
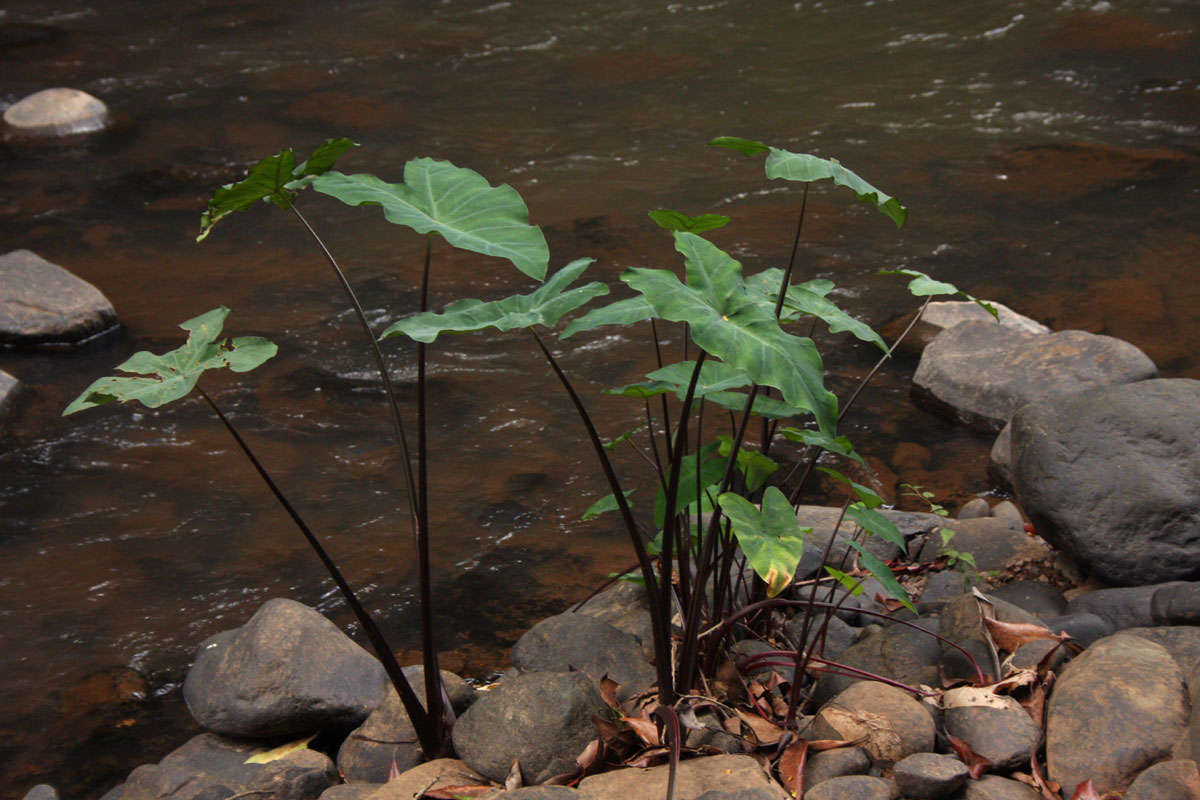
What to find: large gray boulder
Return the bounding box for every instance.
[3,88,111,137]
[183,598,387,738]
[0,250,117,346]
[882,300,1049,357]
[511,611,655,700]
[812,682,936,765]
[1012,380,1200,585]
[913,323,1156,432]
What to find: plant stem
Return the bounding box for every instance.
[194,386,443,754]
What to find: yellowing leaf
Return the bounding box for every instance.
[243,733,315,764]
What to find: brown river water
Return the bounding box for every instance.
[1,0,1198,795]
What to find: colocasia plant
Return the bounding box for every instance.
[66,136,995,773]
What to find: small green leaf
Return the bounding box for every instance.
[764,148,908,228]
[380,259,606,343]
[559,296,655,340]
[824,566,864,595]
[845,503,906,550]
[844,539,914,612]
[583,490,635,521]
[716,435,779,493]
[718,487,809,597]
[64,307,277,414]
[879,269,1000,319]
[709,136,771,157]
[648,209,731,234]
[314,158,550,280]
[778,428,864,466]
[655,442,724,528]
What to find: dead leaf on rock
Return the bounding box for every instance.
[942,686,1015,711]
[983,617,1070,653]
[817,706,900,763]
[947,733,992,778]
[600,675,622,712]
[622,715,661,747]
[779,738,808,798]
[734,709,785,746]
[1070,779,1103,800]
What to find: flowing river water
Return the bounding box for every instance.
[1,1,1198,795]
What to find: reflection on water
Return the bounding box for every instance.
[1,0,1198,795]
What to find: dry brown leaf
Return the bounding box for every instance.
[983,617,1068,653]
[1070,779,1102,800]
[734,709,785,746]
[504,759,522,791]
[1019,682,1048,728]
[779,738,808,798]
[388,754,402,783]
[942,686,1018,711]
[1029,755,1062,800]
[623,746,670,768]
[622,715,661,747]
[575,738,601,771]
[947,733,992,779]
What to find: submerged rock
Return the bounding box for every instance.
[3,87,111,137]
[0,250,117,346]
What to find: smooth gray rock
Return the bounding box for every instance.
[111,733,336,800]
[183,598,386,738]
[914,517,1053,576]
[1040,612,1115,648]
[21,786,59,800]
[1152,582,1200,626]
[1067,583,1186,630]
[1124,759,1200,800]
[3,87,111,136]
[918,570,971,613]
[578,755,788,800]
[987,581,1068,619]
[511,611,655,700]
[498,789,591,799]
[784,612,859,661]
[1046,633,1189,794]
[574,579,655,662]
[944,702,1042,771]
[914,323,1156,433]
[373,758,486,800]
[1122,627,1200,675]
[957,498,992,519]
[892,753,969,799]
[813,682,936,765]
[990,501,1024,524]
[938,593,1045,648]
[962,776,1040,800]
[802,746,871,790]
[803,775,898,800]
[316,787,378,800]
[0,250,118,346]
[0,370,18,418]
[989,424,1014,487]
[811,621,942,706]
[882,301,1049,357]
[452,671,605,785]
[1012,380,1200,586]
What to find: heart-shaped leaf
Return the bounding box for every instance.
[197,138,356,241]
[314,158,549,280]
[623,233,838,436]
[380,259,606,343]
[716,435,779,493]
[648,209,731,234]
[717,487,809,597]
[64,307,277,414]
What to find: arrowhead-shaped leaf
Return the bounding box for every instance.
[379,259,606,343]
[559,295,655,340]
[622,233,838,436]
[764,149,908,228]
[717,487,809,597]
[880,268,999,318]
[313,158,549,280]
[63,307,277,414]
[648,209,731,234]
[582,489,635,521]
[708,136,771,157]
[744,269,887,352]
[197,138,356,241]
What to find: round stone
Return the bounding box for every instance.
[4,88,110,136]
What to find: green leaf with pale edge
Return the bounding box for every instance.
[845,503,906,550]
[623,233,838,436]
[824,566,864,595]
[64,307,277,414]
[380,259,605,343]
[716,435,780,492]
[654,442,723,529]
[314,159,549,280]
[778,428,864,466]
[718,487,809,597]
[744,269,887,352]
[197,138,356,241]
[648,209,731,234]
[764,148,907,228]
[844,539,914,612]
[879,268,1000,319]
[559,295,655,340]
[816,466,884,509]
[709,136,771,157]
[582,490,635,521]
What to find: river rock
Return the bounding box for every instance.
[316,787,377,800]
[511,611,655,700]
[944,694,1042,771]
[938,593,1045,647]
[1046,633,1189,794]
[987,581,1068,619]
[918,570,971,613]
[1039,612,1114,648]
[962,776,1040,800]
[802,746,872,790]
[803,775,898,800]
[1012,380,1200,585]
[0,250,118,346]
[578,754,788,800]
[183,597,387,739]
[337,667,476,782]
[957,497,992,520]
[495,789,590,799]
[1152,582,1200,625]
[813,682,935,765]
[1122,627,1200,675]
[893,752,969,799]
[1066,584,1164,629]
[0,370,18,417]
[784,611,859,661]
[989,424,1014,487]
[21,786,58,800]
[368,758,487,800]
[811,621,942,705]
[1125,759,1200,800]
[103,733,336,800]
[574,579,655,661]
[913,517,1054,578]
[3,87,111,136]
[794,505,943,577]
[913,323,1156,433]
[452,671,604,785]
[882,300,1049,357]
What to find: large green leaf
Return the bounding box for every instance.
[63,307,277,414]
[764,149,908,228]
[648,209,730,234]
[880,268,999,319]
[197,138,356,241]
[559,295,655,340]
[313,159,549,280]
[622,232,838,436]
[718,487,809,597]
[744,269,886,351]
[654,441,724,529]
[380,259,606,343]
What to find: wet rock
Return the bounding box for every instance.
[991,501,1024,524]
[1040,612,1114,649]
[511,612,655,700]
[1152,583,1200,626]
[913,323,1156,433]
[578,754,788,800]
[813,682,935,765]
[811,622,942,706]
[0,250,118,346]
[987,581,1067,619]
[3,87,111,136]
[452,671,605,785]
[1067,583,1184,630]
[957,498,992,520]
[962,775,1040,800]
[801,746,871,790]
[111,733,336,800]
[0,369,19,417]
[914,517,1053,577]
[1125,759,1200,800]
[574,579,655,662]
[804,775,898,800]
[21,786,59,800]
[881,300,1049,357]
[183,598,387,739]
[944,695,1041,771]
[893,753,969,799]
[337,667,476,782]
[1013,380,1200,586]
[1046,633,1189,794]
